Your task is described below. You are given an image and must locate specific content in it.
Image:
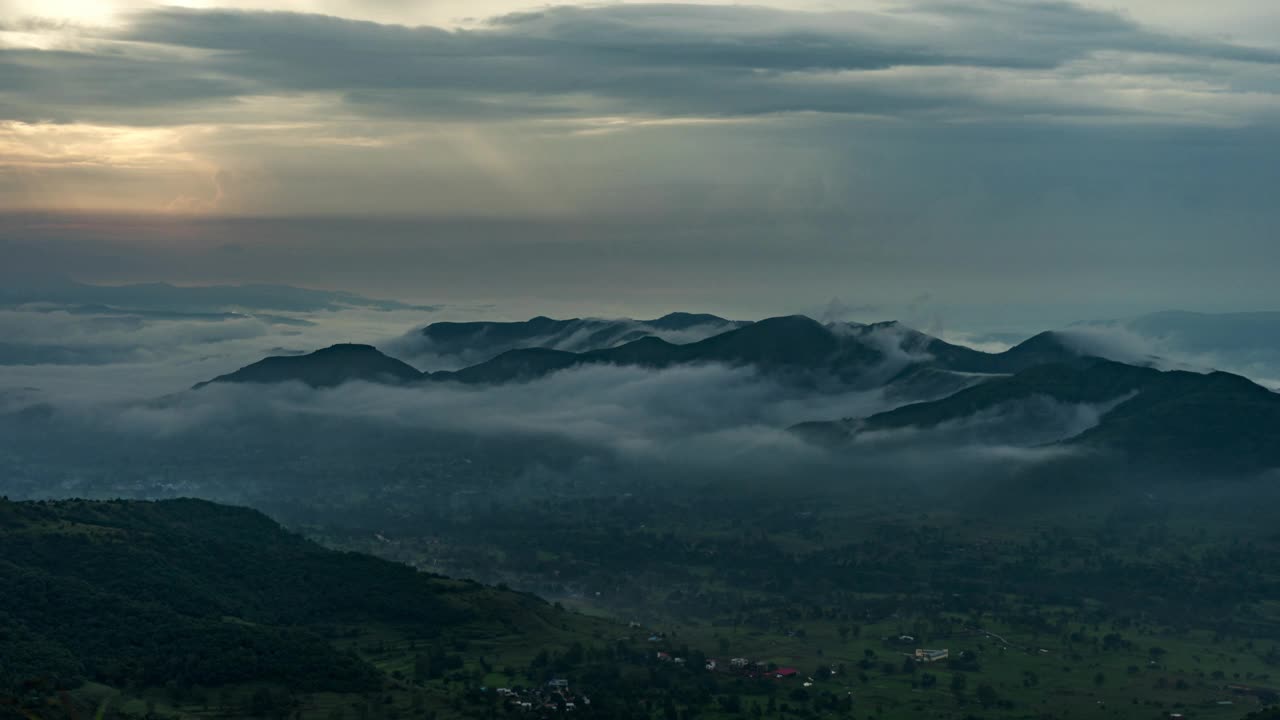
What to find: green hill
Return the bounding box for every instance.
[0,499,782,720]
[0,498,575,697]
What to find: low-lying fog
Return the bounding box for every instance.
[2,298,1278,527]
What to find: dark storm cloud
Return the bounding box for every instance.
[4,1,1279,124]
[902,0,1280,66]
[123,2,1280,75]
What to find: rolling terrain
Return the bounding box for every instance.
[793,357,1280,471]
[199,314,1083,392]
[0,498,630,719]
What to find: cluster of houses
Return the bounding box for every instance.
[716,657,801,680]
[655,651,688,666]
[494,680,590,713]
[640,620,845,686]
[654,651,804,681]
[887,636,949,664]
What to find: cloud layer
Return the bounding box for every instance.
[3,2,1280,365]
[5,2,1279,128]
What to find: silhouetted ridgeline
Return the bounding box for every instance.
[197,313,1083,390]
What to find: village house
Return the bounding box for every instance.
[914,648,950,663]
[500,682,591,713]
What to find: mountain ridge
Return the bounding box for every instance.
[196,314,1086,392]
[793,357,1280,472]
[422,316,1082,387]
[392,311,750,369]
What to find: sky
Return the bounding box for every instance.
[2,0,1279,324]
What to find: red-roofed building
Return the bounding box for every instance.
[775,668,799,679]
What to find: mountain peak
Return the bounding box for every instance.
[195,343,423,389]
[648,312,733,330]
[311,343,384,355]
[690,315,839,366]
[739,314,828,336]
[997,331,1081,366]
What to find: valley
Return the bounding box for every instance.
[5,312,1280,720]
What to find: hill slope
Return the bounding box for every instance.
[795,358,1280,472]
[0,498,563,694]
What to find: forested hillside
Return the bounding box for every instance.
[0,498,535,697]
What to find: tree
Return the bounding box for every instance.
[976,684,999,709]
[413,654,431,684]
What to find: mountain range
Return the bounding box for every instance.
[203,314,1083,390]
[388,311,748,369]
[191,312,1280,473]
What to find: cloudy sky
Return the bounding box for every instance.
[2,0,1278,324]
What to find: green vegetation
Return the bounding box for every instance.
[1,498,460,692]
[0,498,628,719]
[8,488,1280,719]
[318,488,1280,720]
